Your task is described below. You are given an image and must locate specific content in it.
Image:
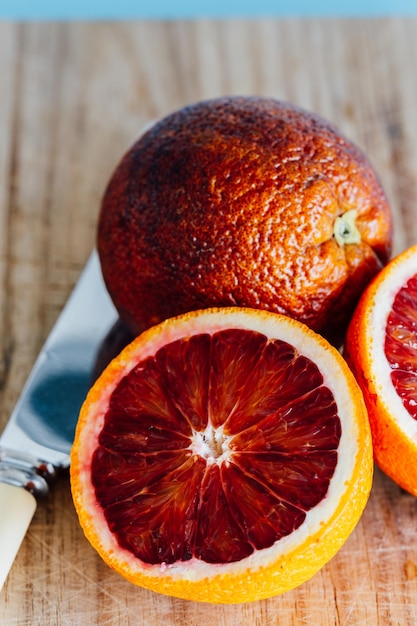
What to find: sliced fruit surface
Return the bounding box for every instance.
[71,307,372,604]
[345,243,417,496]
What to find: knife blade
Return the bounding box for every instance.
[0,251,117,591]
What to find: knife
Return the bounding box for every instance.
[0,251,117,591]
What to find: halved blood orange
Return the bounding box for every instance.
[70,307,372,604]
[345,243,417,497]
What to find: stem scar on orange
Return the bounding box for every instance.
[97,96,392,347]
[345,243,417,497]
[70,307,372,604]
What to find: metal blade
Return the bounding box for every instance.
[0,251,117,495]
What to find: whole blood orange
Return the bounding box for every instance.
[345,244,417,497]
[71,307,372,603]
[97,96,392,345]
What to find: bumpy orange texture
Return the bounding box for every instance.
[98,96,392,344]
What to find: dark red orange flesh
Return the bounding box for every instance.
[385,274,417,420]
[91,328,341,565]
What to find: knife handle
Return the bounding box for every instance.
[0,482,37,592]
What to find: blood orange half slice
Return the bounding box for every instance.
[70,307,372,604]
[345,243,417,497]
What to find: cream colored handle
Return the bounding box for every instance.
[0,482,37,592]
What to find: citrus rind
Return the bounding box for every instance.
[345,244,417,496]
[71,307,373,603]
[98,96,392,346]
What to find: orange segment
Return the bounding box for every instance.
[345,243,417,496]
[71,307,372,604]
[385,273,417,418]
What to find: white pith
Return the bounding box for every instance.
[75,308,365,582]
[365,250,417,441]
[189,424,233,465]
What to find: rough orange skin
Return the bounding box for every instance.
[98,96,392,344]
[344,245,417,496]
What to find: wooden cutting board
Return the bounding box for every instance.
[1,18,417,625]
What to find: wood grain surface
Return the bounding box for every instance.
[1,18,417,625]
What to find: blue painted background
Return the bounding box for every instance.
[0,0,416,20]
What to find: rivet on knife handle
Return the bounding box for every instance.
[0,447,56,497]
